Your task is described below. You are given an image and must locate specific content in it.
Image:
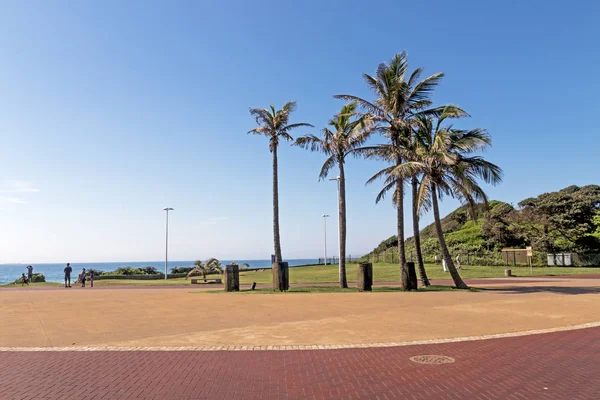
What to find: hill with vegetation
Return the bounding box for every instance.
[362,185,600,263]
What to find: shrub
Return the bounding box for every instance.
[103,266,161,276]
[13,273,45,284]
[170,266,194,274]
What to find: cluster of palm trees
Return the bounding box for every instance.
[248,52,502,290]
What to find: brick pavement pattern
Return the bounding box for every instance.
[1,327,599,399]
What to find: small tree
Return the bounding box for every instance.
[185,258,223,280]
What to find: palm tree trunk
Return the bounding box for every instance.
[431,183,468,289]
[412,176,430,286]
[272,145,283,263]
[396,177,409,290]
[338,160,348,288]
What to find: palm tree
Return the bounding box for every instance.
[294,102,377,288]
[248,101,313,263]
[185,258,223,280]
[408,110,503,288]
[408,134,430,286]
[335,52,453,290]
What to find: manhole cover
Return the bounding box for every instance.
[409,355,455,365]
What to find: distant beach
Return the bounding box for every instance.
[0,259,322,285]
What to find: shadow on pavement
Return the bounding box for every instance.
[483,286,600,295]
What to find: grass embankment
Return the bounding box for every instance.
[2,263,598,288]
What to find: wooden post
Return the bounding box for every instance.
[407,262,418,290]
[272,262,289,291]
[224,264,239,292]
[357,262,373,292]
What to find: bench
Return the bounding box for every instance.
[190,278,222,284]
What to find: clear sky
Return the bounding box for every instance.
[1,0,598,263]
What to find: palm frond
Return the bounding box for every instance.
[318,155,337,181]
[407,72,445,105]
[294,135,326,153]
[366,165,396,186]
[375,180,397,204]
[333,94,384,117]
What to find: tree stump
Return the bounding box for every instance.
[224,264,240,292]
[357,262,373,292]
[407,262,418,290]
[272,262,289,291]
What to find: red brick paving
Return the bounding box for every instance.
[1,327,599,399]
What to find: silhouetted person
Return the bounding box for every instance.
[26,265,33,282]
[64,263,72,288]
[21,273,29,286]
[89,269,94,288]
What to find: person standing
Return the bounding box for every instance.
[442,257,448,272]
[26,265,33,282]
[89,269,94,288]
[456,254,462,269]
[64,263,72,288]
[80,268,87,288]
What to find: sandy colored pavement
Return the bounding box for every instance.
[1,279,600,348]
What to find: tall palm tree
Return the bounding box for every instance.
[408,134,430,286]
[407,110,503,288]
[249,101,313,263]
[294,102,377,288]
[185,258,223,280]
[335,52,454,290]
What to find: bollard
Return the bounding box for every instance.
[357,262,373,292]
[224,264,240,292]
[505,269,512,277]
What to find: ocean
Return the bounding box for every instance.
[0,259,322,285]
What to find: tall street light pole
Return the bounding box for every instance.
[163,207,174,280]
[322,214,329,265]
[328,176,341,272]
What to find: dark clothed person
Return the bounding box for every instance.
[64,264,72,288]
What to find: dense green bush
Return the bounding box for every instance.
[102,266,160,276]
[170,266,194,274]
[13,273,45,284]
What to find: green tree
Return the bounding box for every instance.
[335,52,451,290]
[294,102,376,288]
[185,258,223,280]
[518,185,600,252]
[407,111,503,288]
[248,102,313,263]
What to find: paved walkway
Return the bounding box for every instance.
[1,326,598,399]
[0,277,562,291]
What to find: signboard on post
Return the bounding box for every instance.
[526,246,533,273]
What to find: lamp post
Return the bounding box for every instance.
[328,176,341,270]
[322,214,329,265]
[163,207,174,280]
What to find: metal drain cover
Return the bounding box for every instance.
[410,355,455,365]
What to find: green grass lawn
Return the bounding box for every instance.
[201,285,479,294]
[2,263,598,288]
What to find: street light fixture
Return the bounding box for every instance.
[322,214,329,265]
[163,207,174,280]
[328,176,341,273]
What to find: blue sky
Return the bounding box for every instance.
[1,0,598,263]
